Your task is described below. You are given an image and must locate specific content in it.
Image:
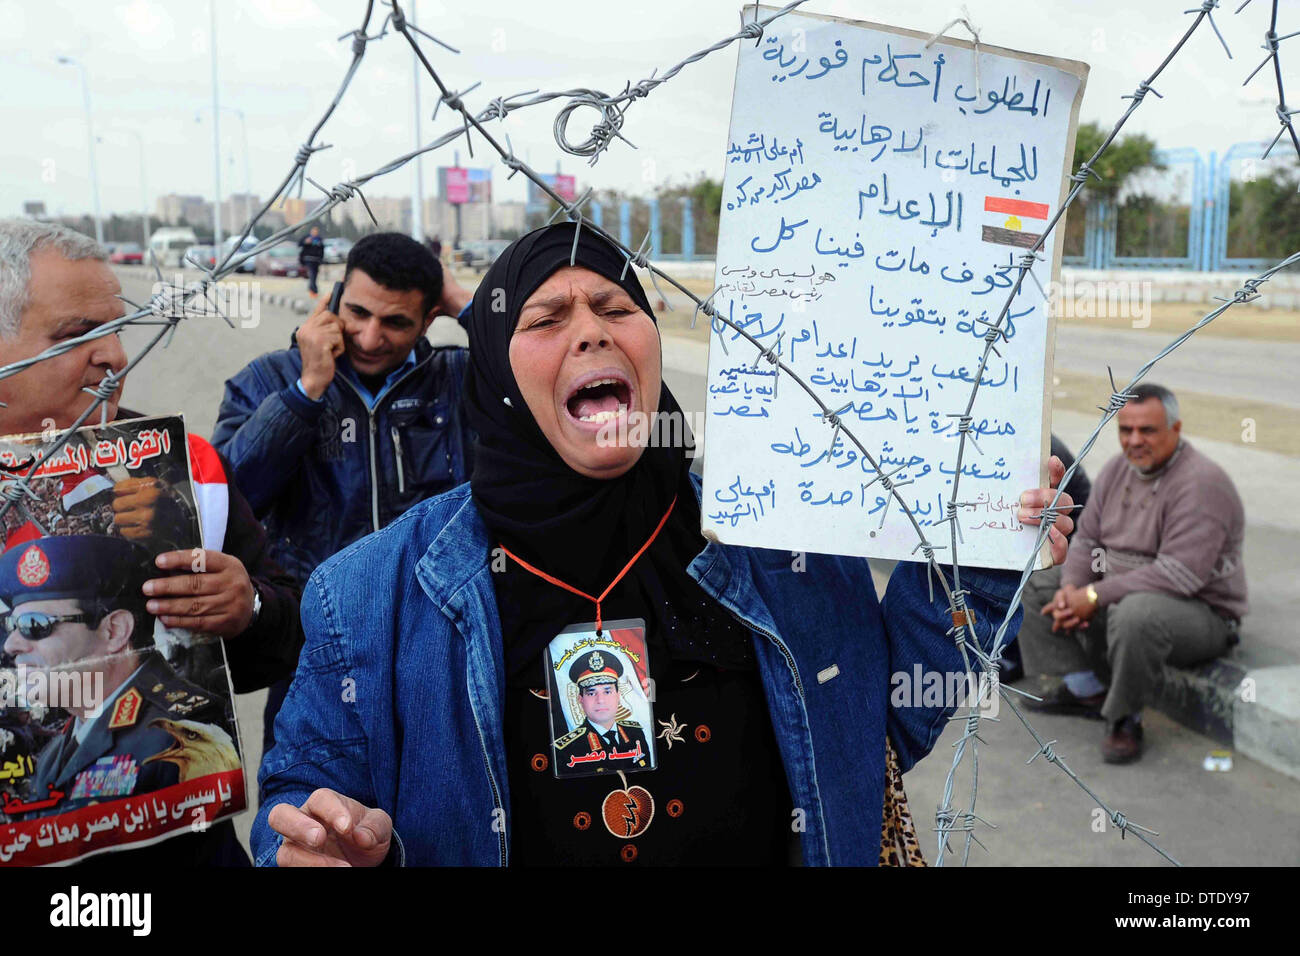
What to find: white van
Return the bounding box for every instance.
[149,227,199,268]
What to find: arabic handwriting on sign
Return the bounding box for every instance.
[727,132,808,166]
[751,216,809,254]
[765,36,849,83]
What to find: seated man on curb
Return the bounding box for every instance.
[1019,383,1247,764]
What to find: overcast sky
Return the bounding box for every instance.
[2,0,1293,219]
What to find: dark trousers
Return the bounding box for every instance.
[305,261,321,294]
[1019,566,1232,721]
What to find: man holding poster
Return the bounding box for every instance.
[0,218,302,865]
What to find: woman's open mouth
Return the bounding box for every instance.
[563,370,633,428]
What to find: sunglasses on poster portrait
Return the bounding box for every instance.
[3,610,93,640]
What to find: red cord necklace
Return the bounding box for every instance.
[497,495,677,635]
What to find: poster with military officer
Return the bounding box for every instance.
[0,416,244,865]
[544,620,656,779]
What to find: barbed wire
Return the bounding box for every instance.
[2,0,1293,866]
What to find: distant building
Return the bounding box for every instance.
[423,198,527,243]
[272,197,312,228]
[338,196,411,234]
[221,193,261,233]
[22,201,46,219]
[156,193,211,227]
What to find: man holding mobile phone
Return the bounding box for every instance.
[212,232,475,755]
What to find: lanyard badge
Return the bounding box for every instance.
[499,496,676,781]
[543,620,656,779]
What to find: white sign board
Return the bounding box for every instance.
[702,7,1088,570]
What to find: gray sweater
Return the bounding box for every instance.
[1061,441,1247,621]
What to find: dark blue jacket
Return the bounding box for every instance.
[211,334,473,586]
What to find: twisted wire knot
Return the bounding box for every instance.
[350,34,366,57]
[1123,80,1162,103]
[740,21,765,40]
[1027,740,1059,765]
[628,79,658,100]
[294,142,330,167]
[1071,162,1101,185]
[84,375,120,401]
[0,481,38,504]
[1103,390,1132,413]
[485,97,509,121]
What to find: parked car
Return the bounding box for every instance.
[323,237,353,264]
[184,244,218,269]
[220,235,260,273]
[109,242,144,265]
[456,239,510,272]
[254,243,305,278]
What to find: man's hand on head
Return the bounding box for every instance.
[433,268,473,319]
[269,789,392,867]
[143,548,255,638]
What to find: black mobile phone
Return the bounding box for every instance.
[328,281,344,315]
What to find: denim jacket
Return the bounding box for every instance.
[211,335,473,586]
[252,475,1023,866]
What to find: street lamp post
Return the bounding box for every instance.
[209,0,223,248]
[225,107,252,230]
[411,0,424,243]
[195,106,251,238]
[114,127,150,252]
[56,55,103,245]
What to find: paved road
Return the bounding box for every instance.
[1053,325,1300,410]
[106,267,1300,865]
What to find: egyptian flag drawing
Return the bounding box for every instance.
[981,196,1049,249]
[2,470,115,550]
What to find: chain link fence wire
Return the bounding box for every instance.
[3,0,1295,866]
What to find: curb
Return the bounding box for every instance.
[258,289,312,315]
[1153,654,1300,781]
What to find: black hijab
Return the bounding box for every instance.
[464,223,752,685]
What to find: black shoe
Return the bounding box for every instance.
[999,643,1025,684]
[1023,683,1106,719]
[1102,716,1144,763]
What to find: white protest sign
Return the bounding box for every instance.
[701,7,1088,570]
